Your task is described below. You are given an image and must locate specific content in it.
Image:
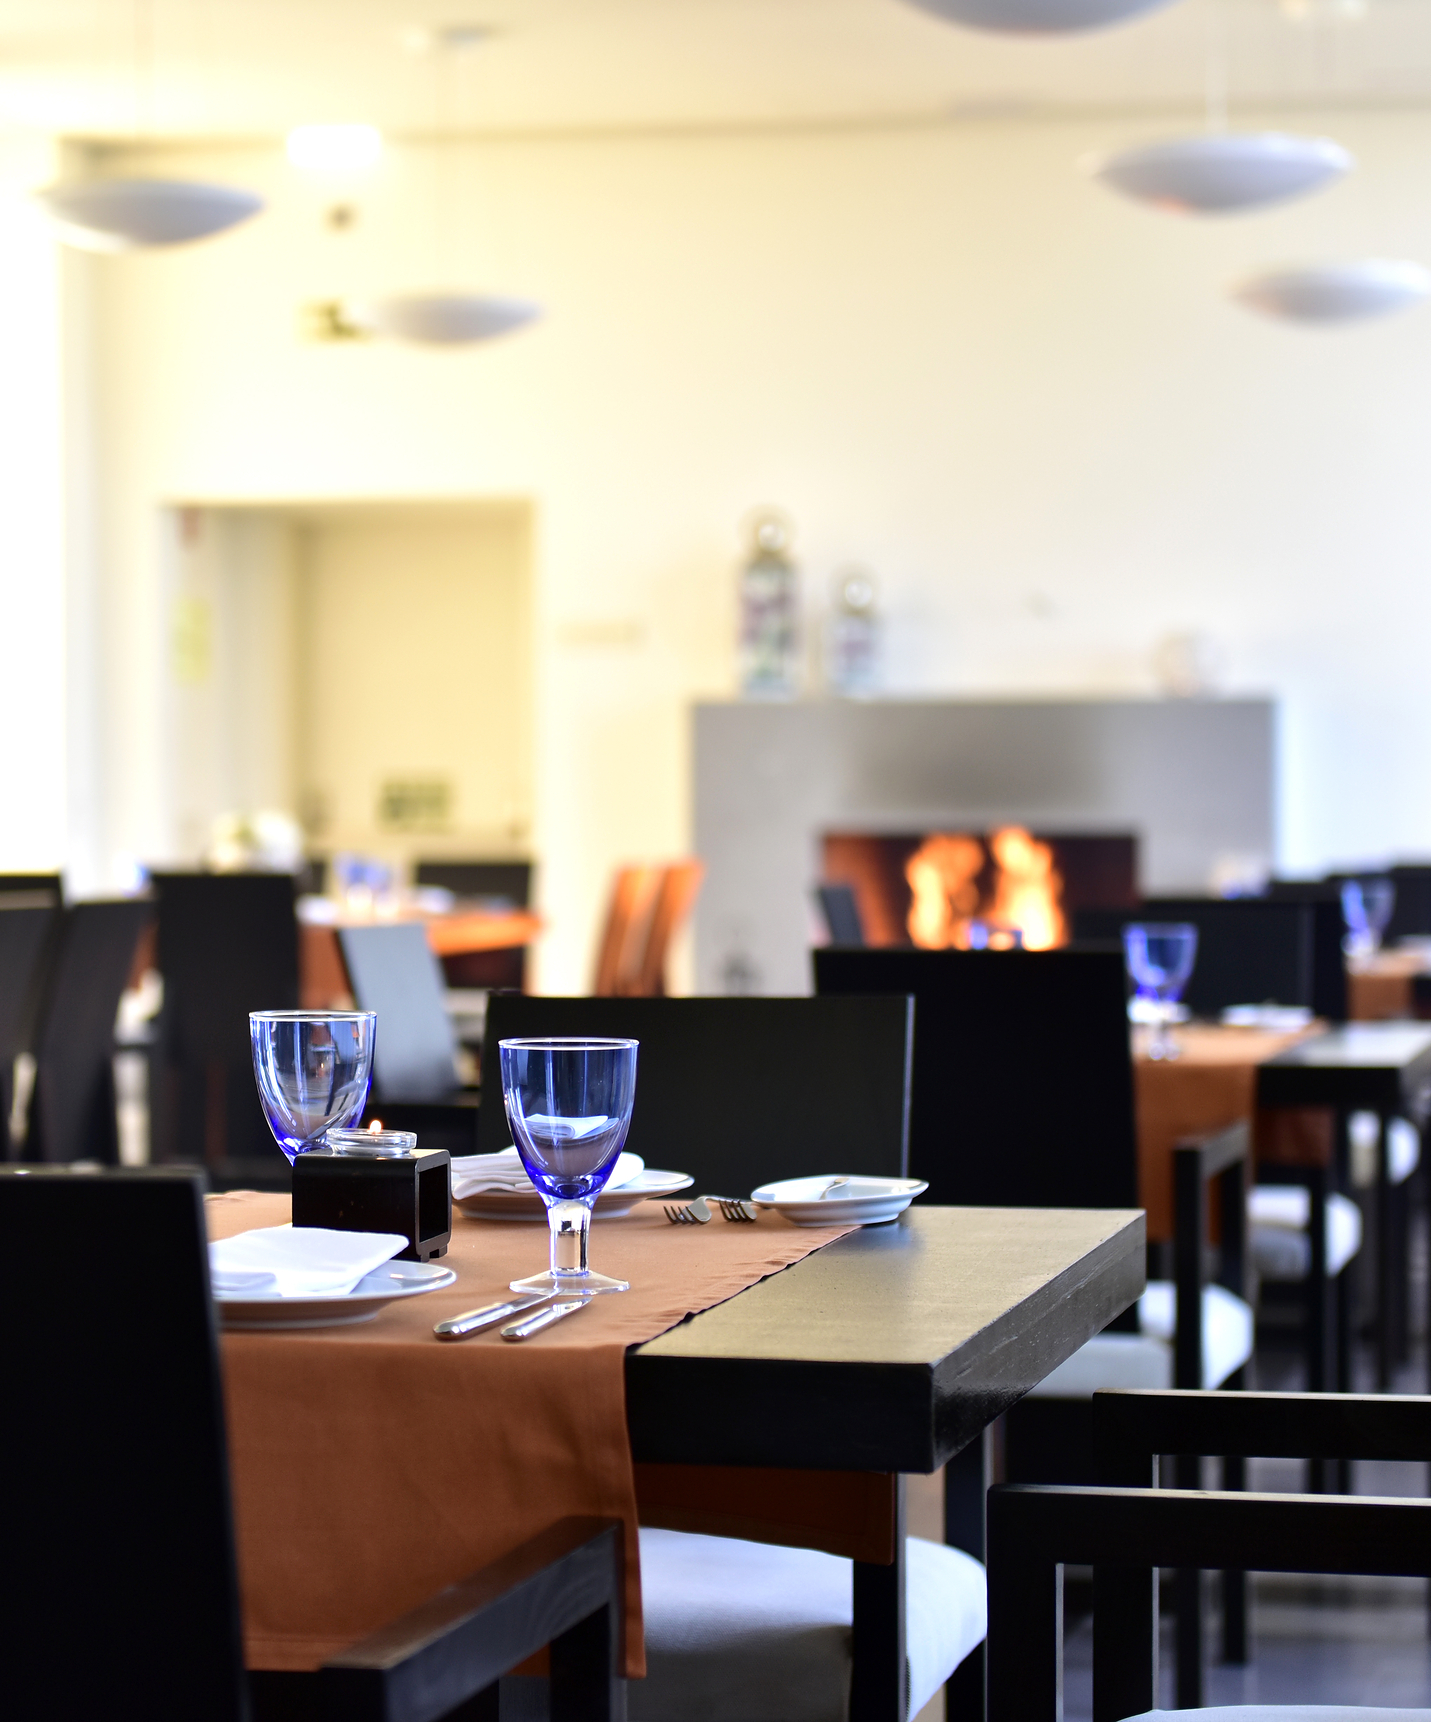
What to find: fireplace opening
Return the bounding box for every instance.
[822,830,1138,951]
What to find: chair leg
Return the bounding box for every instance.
[1221,1452,1248,1664]
[551,1602,625,1722]
[1378,1113,1395,1393]
[851,1478,907,1722]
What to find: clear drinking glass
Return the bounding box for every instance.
[1341,877,1395,960]
[500,1036,639,1297]
[249,1010,376,1163]
[1122,923,1198,1062]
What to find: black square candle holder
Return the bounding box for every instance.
[291,1130,451,1262]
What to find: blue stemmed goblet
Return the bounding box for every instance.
[249,1010,376,1163]
[500,1036,639,1297]
[1122,923,1198,1062]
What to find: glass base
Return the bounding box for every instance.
[510,1269,629,1297]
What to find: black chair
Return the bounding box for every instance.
[151,873,299,1183]
[815,882,866,946]
[338,922,481,1156]
[0,900,57,1156]
[481,993,914,1194]
[0,1165,623,1722]
[0,871,62,904]
[415,859,533,907]
[987,1386,1431,1720]
[24,899,152,1164]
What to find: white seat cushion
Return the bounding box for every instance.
[1026,1283,1253,1398]
[1249,1188,1363,1280]
[1129,1709,1431,1720]
[632,1528,985,1722]
[1390,1116,1421,1184]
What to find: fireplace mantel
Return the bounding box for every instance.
[692,697,1274,996]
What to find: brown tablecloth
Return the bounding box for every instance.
[206,1192,856,1675]
[1134,1023,1324,1239]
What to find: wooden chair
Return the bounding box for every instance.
[24,899,152,1164]
[151,872,299,1183]
[0,900,57,1156]
[0,1165,623,1722]
[337,922,480,1156]
[813,946,1255,1651]
[593,861,704,997]
[484,992,984,1722]
[987,1386,1431,1720]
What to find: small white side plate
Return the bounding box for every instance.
[216,1260,456,1329]
[455,1169,693,1223]
[749,1175,928,1228]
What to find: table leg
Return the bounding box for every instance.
[851,1476,907,1722]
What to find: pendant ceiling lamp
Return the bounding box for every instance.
[356,293,541,345]
[35,178,262,253]
[1231,261,1431,323]
[34,0,262,252]
[367,27,541,348]
[1087,132,1351,214]
[900,0,1179,32]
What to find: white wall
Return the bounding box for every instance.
[79,108,1431,985]
[0,136,67,876]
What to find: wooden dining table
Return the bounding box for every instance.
[299,906,544,1007]
[228,1200,1142,1722]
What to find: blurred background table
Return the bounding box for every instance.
[300,906,543,1007]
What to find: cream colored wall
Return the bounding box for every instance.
[0,136,66,875]
[80,109,1431,985]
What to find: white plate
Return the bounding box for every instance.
[750,1175,929,1228]
[455,1168,694,1223]
[216,1260,457,1329]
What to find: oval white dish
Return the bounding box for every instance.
[216,1260,456,1329]
[750,1175,928,1228]
[456,1168,693,1223]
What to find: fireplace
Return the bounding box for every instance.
[823,830,1139,951]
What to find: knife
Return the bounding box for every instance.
[433,1294,551,1341]
[501,1298,590,1341]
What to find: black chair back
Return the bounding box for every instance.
[27,899,151,1163]
[1386,865,1431,943]
[0,901,58,1155]
[0,871,62,904]
[814,947,1137,1211]
[1,1166,247,1720]
[481,994,913,1195]
[152,873,299,1166]
[816,883,866,946]
[337,923,459,1100]
[415,860,532,907]
[1075,895,1346,1022]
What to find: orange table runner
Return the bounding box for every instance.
[1134,1022,1325,1239]
[206,1192,855,1676]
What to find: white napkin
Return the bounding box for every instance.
[450,1146,644,1201]
[209,1225,408,1297]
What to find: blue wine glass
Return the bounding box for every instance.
[249,1010,376,1163]
[1341,877,1395,960]
[1122,923,1198,1062]
[500,1036,639,1297]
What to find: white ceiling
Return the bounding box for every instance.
[0,0,1428,141]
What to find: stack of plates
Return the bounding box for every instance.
[750,1176,928,1227]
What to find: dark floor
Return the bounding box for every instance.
[1061,1210,1431,1719]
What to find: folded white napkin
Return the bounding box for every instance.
[209,1225,408,1297]
[450,1146,644,1201]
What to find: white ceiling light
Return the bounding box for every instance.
[1231,260,1431,323]
[286,124,383,173]
[900,0,1179,34]
[354,293,542,345]
[1086,133,1352,213]
[34,178,263,252]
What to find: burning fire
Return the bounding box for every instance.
[903,826,1066,952]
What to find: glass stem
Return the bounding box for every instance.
[548,1199,590,1278]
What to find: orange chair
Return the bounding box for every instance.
[593,862,704,997]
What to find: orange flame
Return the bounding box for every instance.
[903,826,1065,951]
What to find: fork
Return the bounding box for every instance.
[663,1195,758,1224]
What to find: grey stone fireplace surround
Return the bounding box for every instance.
[692,698,1274,996]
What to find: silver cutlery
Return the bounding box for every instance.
[664,1195,759,1224]
[501,1298,590,1340]
[434,1294,551,1341]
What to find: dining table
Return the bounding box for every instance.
[1258,1022,1431,1390]
[214,1196,1143,1722]
[298,905,544,1008]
